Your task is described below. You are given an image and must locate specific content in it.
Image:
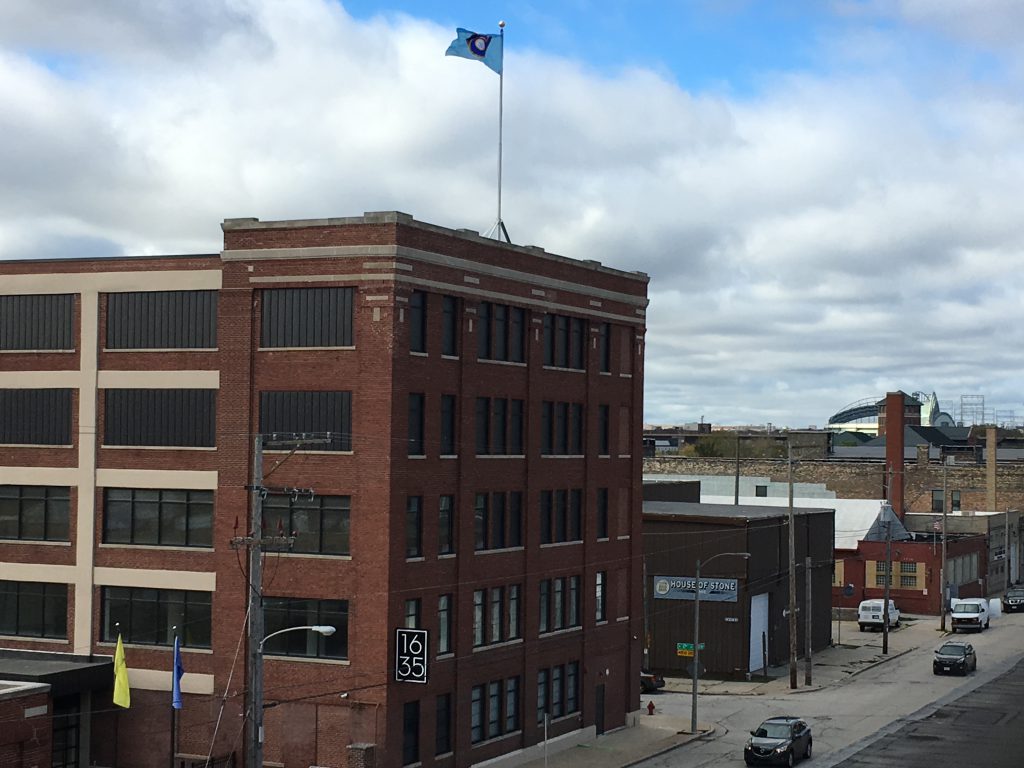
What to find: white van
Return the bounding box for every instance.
[950,597,990,632]
[858,599,900,631]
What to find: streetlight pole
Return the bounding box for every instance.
[251,625,336,768]
[788,444,797,689]
[691,551,750,734]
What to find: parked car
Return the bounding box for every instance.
[857,599,900,631]
[950,598,990,632]
[933,640,977,675]
[1003,587,1024,613]
[744,716,812,767]
[640,671,665,693]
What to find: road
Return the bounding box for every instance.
[638,609,1024,768]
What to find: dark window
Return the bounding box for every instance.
[476,398,525,455]
[471,685,484,743]
[404,598,421,629]
[478,302,525,363]
[472,584,521,648]
[106,291,217,349]
[505,678,520,733]
[105,389,215,448]
[436,693,452,755]
[492,399,507,455]
[101,587,211,648]
[931,490,943,513]
[475,398,490,455]
[596,572,607,621]
[0,294,74,350]
[598,323,611,373]
[755,485,768,497]
[471,677,520,743]
[260,287,354,347]
[51,695,79,768]
[537,662,580,721]
[596,488,608,539]
[103,488,212,548]
[488,681,501,738]
[543,314,585,370]
[0,485,70,542]
[566,662,579,714]
[409,291,427,353]
[539,577,581,633]
[539,488,583,545]
[473,590,485,647]
[440,395,457,455]
[509,400,524,455]
[0,581,67,639]
[261,597,348,659]
[259,391,351,451]
[406,496,423,558]
[438,495,455,555]
[489,587,504,643]
[403,701,420,766]
[261,493,349,555]
[437,594,453,655]
[441,296,459,356]
[536,669,548,724]
[598,405,610,455]
[540,401,584,456]
[508,585,521,639]
[0,389,72,445]
[951,490,961,512]
[408,394,425,456]
[474,491,522,551]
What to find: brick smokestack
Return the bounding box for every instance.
[987,426,997,511]
[882,392,907,518]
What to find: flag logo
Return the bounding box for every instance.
[113,634,131,708]
[446,28,503,75]
[172,635,185,710]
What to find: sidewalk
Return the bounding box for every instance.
[518,617,943,768]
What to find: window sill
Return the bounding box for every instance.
[597,454,610,459]
[268,551,352,560]
[0,349,76,354]
[471,638,523,654]
[97,640,213,653]
[542,366,585,373]
[103,348,219,353]
[475,546,524,556]
[261,655,351,665]
[0,539,71,547]
[410,351,428,357]
[616,535,631,541]
[619,373,633,378]
[478,359,527,367]
[539,455,584,459]
[101,445,217,451]
[99,543,213,552]
[439,454,459,460]
[538,626,582,639]
[476,454,525,459]
[470,729,522,749]
[264,449,352,455]
[598,371,612,376]
[616,615,630,622]
[440,355,460,361]
[0,634,68,644]
[0,444,73,449]
[408,454,426,460]
[406,556,426,563]
[257,346,355,352]
[436,652,455,661]
[617,454,632,459]
[539,541,582,549]
[438,553,457,560]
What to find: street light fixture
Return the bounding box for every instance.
[250,625,336,768]
[691,551,750,734]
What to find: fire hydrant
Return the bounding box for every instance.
[646,700,656,716]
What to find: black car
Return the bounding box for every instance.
[744,716,812,767]
[1004,588,1024,613]
[933,640,977,675]
[640,671,665,693]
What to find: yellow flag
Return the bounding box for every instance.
[113,634,131,708]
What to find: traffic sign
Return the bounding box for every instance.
[676,642,705,657]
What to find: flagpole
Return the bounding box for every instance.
[170,628,178,768]
[496,20,510,243]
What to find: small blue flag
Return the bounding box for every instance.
[446,28,503,75]
[172,636,184,710]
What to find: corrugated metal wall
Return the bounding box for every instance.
[0,389,72,445]
[106,290,218,349]
[0,294,74,350]
[260,287,354,348]
[104,389,216,447]
[259,391,352,451]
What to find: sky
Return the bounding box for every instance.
[2,0,1024,428]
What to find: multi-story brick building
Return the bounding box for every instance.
[0,211,649,768]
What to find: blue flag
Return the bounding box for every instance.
[446,28,503,74]
[172,636,184,710]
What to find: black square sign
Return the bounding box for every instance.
[395,628,428,684]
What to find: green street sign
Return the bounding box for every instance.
[676,642,705,651]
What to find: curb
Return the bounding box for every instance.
[620,726,716,768]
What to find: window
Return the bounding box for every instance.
[260,287,354,347]
[409,291,427,353]
[474,491,522,551]
[438,495,455,555]
[508,585,521,640]
[617,406,631,455]
[539,489,583,545]
[598,322,611,373]
[402,700,420,766]
[408,394,425,456]
[596,488,608,539]
[596,572,607,622]
[951,491,961,512]
[261,493,349,555]
[471,677,520,743]
[406,496,423,558]
[105,389,215,448]
[542,314,585,370]
[478,302,525,363]
[874,561,892,587]
[436,693,452,755]
[900,575,917,588]
[755,485,768,498]
[900,562,917,573]
[106,291,217,349]
[440,395,457,455]
[262,597,348,659]
[475,397,525,455]
[537,662,580,722]
[259,390,351,451]
[618,326,633,374]
[0,294,74,350]
[489,587,504,642]
[103,488,212,548]
[441,296,459,357]
[0,581,67,639]
[540,401,584,456]
[438,594,453,655]
[0,485,70,542]
[404,598,421,629]
[473,590,485,647]
[539,577,581,634]
[598,405,609,455]
[931,490,943,513]
[473,584,521,647]
[101,587,211,648]
[0,389,72,445]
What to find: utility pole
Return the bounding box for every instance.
[234,432,331,768]
[804,555,812,685]
[734,430,740,505]
[940,458,951,632]
[882,513,892,655]
[788,443,797,689]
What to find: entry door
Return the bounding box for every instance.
[749,593,769,673]
[595,684,605,735]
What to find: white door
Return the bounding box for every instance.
[749,593,769,673]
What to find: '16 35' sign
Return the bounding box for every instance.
[653,576,739,602]
[395,628,428,683]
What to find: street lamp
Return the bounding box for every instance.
[250,625,336,768]
[691,552,750,734]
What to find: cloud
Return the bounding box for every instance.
[1,1,1023,427]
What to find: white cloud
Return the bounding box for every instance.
[1,1,1023,427]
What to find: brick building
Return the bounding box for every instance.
[0,212,649,768]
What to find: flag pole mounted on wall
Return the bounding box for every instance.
[446,21,511,243]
